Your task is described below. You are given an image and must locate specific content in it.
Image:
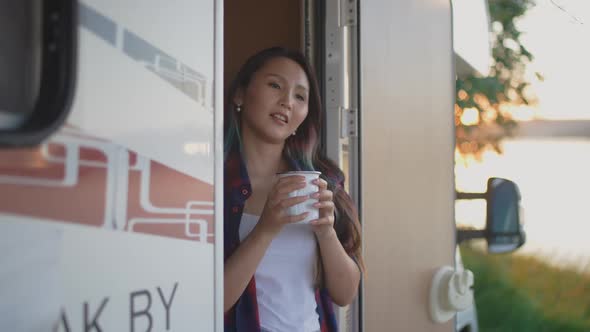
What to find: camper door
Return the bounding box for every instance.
[0,1,224,331]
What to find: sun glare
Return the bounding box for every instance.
[460,107,480,126]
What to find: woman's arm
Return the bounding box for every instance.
[310,179,361,306]
[316,229,361,306]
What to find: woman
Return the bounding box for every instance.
[224,47,363,332]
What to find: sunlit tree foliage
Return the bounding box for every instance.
[456,0,539,156]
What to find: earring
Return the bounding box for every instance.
[236,104,242,112]
[292,131,296,136]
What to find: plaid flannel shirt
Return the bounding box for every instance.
[224,148,338,332]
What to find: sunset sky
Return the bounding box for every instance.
[518,0,590,120]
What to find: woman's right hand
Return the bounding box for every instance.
[256,175,310,236]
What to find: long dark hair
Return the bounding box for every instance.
[225,47,364,273]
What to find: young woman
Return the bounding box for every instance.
[224,47,364,332]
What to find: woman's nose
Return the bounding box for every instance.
[280,93,294,110]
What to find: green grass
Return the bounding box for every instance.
[460,244,590,332]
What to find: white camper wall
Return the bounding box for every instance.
[360,0,456,331]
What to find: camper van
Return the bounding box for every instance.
[0,0,525,331]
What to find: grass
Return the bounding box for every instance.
[460,244,590,332]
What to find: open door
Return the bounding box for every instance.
[224,1,362,330]
[359,0,456,331]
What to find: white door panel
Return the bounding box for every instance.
[71,1,214,183]
[360,0,455,331]
[0,1,223,331]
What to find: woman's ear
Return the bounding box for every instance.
[233,88,244,106]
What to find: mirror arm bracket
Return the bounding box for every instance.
[457,229,486,244]
[456,191,486,200]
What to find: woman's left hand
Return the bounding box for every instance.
[310,178,336,239]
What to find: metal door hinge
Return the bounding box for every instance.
[340,0,357,26]
[341,107,358,138]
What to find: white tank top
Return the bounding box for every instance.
[239,213,320,332]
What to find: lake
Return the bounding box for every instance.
[455,138,590,272]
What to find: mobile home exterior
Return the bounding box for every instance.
[0,0,490,331]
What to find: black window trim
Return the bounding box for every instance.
[0,0,77,147]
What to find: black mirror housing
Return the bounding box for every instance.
[485,177,525,253]
[456,177,526,254]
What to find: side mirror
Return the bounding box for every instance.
[0,0,77,146]
[456,177,526,254]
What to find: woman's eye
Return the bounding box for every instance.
[268,82,280,89]
[296,94,306,102]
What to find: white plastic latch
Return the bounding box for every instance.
[429,266,474,323]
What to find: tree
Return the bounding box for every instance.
[455,0,538,157]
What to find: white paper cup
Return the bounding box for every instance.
[276,171,321,224]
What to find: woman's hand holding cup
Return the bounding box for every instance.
[309,178,336,239]
[257,175,311,237]
[257,171,333,239]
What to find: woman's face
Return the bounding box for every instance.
[235,57,310,144]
